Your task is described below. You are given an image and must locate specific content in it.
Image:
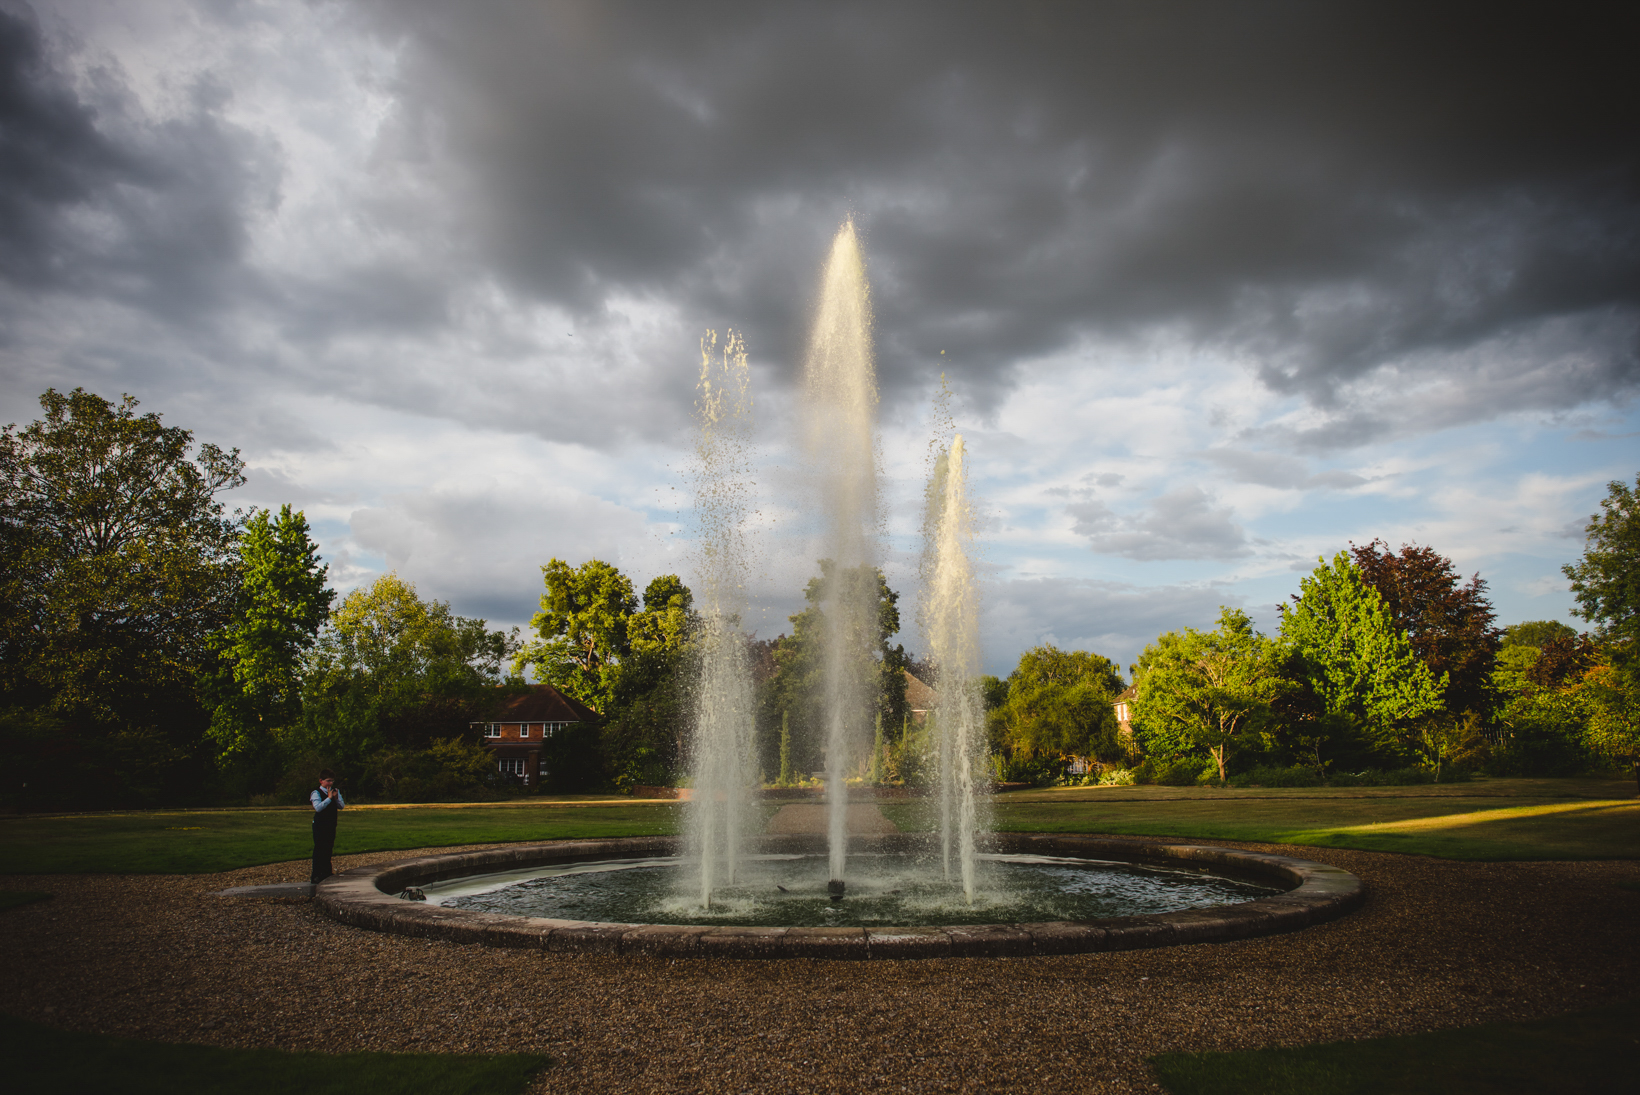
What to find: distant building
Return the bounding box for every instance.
[470,684,599,788]
[1113,686,1137,748]
[904,670,939,724]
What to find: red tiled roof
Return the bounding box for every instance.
[490,684,599,722]
[904,670,939,711]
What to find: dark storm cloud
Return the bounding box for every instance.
[0,4,275,318]
[5,0,1637,457]
[355,0,1640,436]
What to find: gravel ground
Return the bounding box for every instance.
[2,842,1637,1094]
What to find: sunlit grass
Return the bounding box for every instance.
[881,778,1640,860]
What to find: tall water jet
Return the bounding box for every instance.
[687,330,757,908]
[921,429,984,903]
[802,220,880,886]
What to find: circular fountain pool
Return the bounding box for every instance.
[316,834,1364,959]
[424,851,1281,928]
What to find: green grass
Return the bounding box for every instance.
[1149,998,1639,1095]
[880,778,1640,860]
[1,1013,547,1095]
[0,891,52,910]
[0,801,681,875]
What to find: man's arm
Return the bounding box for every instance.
[311,789,338,813]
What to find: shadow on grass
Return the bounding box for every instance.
[0,891,52,911]
[1,1013,549,1095]
[1150,999,1639,1095]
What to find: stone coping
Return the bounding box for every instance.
[314,834,1364,960]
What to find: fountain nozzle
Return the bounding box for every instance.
[828,879,846,902]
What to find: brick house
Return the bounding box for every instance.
[471,684,599,788]
[1113,686,1137,749]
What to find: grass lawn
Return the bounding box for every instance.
[1,1013,547,1095]
[881,777,1640,860]
[1149,997,1640,1094]
[0,800,681,875]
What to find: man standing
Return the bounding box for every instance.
[310,769,344,884]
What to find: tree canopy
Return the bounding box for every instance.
[1350,539,1499,717]
[1564,474,1639,671]
[300,573,513,763]
[991,645,1125,765]
[757,561,909,776]
[206,505,334,768]
[514,558,639,710]
[1280,552,1446,755]
[0,389,245,730]
[1132,608,1289,781]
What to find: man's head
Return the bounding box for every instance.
[318,768,335,788]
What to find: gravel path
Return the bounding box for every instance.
[2,842,1637,1094]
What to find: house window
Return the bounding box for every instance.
[485,724,500,738]
[498,758,525,777]
[544,721,572,737]
[518,724,530,738]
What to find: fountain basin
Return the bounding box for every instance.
[316,834,1362,958]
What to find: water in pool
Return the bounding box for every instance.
[421,852,1281,928]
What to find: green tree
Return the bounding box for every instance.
[1502,620,1578,650]
[513,558,638,710]
[1132,608,1291,782]
[205,505,334,772]
[300,573,513,771]
[992,645,1126,779]
[600,573,696,790]
[1350,539,1500,720]
[756,561,907,776]
[0,389,245,806]
[1564,474,1639,673]
[1561,478,1640,788]
[1279,552,1446,759]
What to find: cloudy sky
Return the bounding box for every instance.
[3,0,1636,675]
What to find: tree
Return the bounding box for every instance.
[1582,663,1639,792]
[206,505,334,770]
[1564,474,1640,672]
[1132,609,1290,782]
[600,573,696,790]
[756,561,907,776]
[0,389,245,805]
[1502,620,1577,649]
[300,573,513,769]
[1350,539,1500,718]
[1279,552,1446,758]
[992,645,1125,775]
[1562,477,1640,788]
[513,558,638,710]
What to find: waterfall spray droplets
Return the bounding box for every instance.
[687,330,757,909]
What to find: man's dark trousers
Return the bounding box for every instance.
[311,812,336,883]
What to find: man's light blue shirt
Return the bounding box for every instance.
[311,787,345,813]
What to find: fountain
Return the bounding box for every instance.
[800,219,880,891]
[687,330,757,909]
[922,430,985,904]
[313,222,1366,957]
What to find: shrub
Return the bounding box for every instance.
[1227,764,1326,788]
[1133,755,1212,786]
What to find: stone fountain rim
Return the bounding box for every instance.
[314,833,1363,959]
